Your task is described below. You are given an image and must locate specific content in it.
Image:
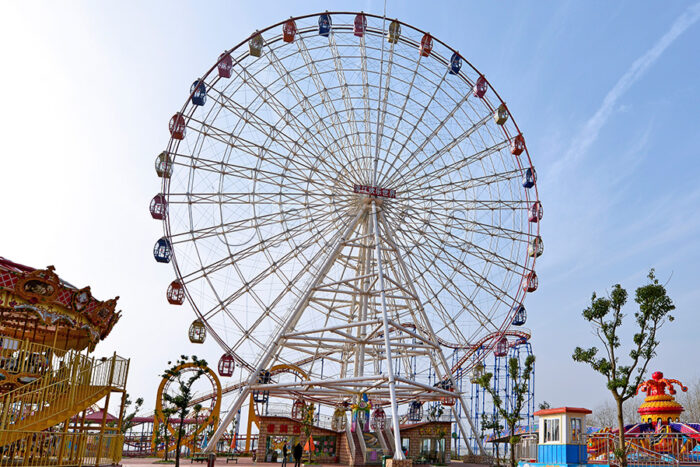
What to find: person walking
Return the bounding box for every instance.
[282,443,289,467]
[293,442,303,467]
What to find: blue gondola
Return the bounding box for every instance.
[153,237,172,263]
[449,52,462,75]
[190,80,207,106]
[522,167,537,188]
[318,13,332,37]
[512,305,527,326]
[408,401,423,422]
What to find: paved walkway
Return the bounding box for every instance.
[120,458,484,467]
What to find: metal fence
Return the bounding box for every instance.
[0,431,123,466]
[515,432,700,466]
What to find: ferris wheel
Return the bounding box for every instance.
[150,11,541,454]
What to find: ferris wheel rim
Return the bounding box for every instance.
[158,11,541,375]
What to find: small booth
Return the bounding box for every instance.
[524,407,591,467]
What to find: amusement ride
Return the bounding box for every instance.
[150,11,542,460]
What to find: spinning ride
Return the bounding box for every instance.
[151,12,541,457]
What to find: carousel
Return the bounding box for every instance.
[0,256,129,466]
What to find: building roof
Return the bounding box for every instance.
[534,407,592,416]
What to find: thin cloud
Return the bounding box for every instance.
[552,2,700,175]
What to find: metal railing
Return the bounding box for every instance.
[514,433,537,462]
[0,353,128,436]
[515,432,698,466]
[345,418,355,460]
[587,432,686,466]
[0,430,123,466]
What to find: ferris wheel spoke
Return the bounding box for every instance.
[296,37,363,169]
[385,113,495,188]
[389,217,509,328]
[201,209,353,319]
[377,68,448,184]
[410,210,527,277]
[169,202,334,244]
[413,226,519,311]
[180,212,337,286]
[378,82,469,188]
[328,33,362,159]
[401,166,522,196]
[377,53,422,183]
[359,35,374,178]
[263,47,365,182]
[233,59,353,179]
[220,69,354,184]
[166,191,348,206]
[372,40,396,184]
[385,239,475,345]
[185,117,335,189]
[204,86,344,182]
[220,216,356,355]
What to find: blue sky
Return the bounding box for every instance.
[1,0,699,416]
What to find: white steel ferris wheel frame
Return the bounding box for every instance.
[157,12,541,458]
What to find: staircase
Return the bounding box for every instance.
[0,351,128,446]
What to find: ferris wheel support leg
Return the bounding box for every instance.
[371,203,405,460]
[377,212,485,456]
[205,209,366,453]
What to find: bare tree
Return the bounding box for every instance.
[678,378,700,422]
[590,399,640,428]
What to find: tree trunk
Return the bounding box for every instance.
[615,396,627,467]
[176,416,185,467]
[164,424,170,462]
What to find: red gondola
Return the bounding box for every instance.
[218,53,233,78]
[371,407,386,430]
[529,201,543,223]
[218,354,235,377]
[473,76,488,98]
[283,18,297,43]
[291,399,305,420]
[354,13,367,37]
[150,194,167,220]
[420,33,433,57]
[511,134,526,156]
[169,113,186,140]
[167,280,185,305]
[495,337,508,357]
[523,271,538,293]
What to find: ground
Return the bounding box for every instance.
[119,457,484,467]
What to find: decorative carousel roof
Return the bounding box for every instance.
[0,257,121,352]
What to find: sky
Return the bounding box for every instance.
[0,0,699,420]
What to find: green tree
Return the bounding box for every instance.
[300,402,315,463]
[191,404,203,455]
[108,393,143,434]
[161,404,177,462]
[475,355,535,467]
[161,355,209,467]
[572,270,675,467]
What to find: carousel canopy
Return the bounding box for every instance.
[0,256,121,352]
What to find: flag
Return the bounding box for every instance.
[303,435,315,452]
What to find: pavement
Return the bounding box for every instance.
[119,458,486,467]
